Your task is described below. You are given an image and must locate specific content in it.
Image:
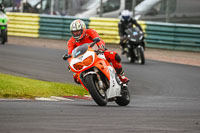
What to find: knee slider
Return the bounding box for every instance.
[115,53,121,63]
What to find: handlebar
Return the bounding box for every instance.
[63,37,101,60]
[63,54,72,60]
[90,37,101,48]
[89,42,96,48]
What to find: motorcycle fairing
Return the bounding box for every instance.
[69,44,122,99]
[70,51,95,72]
[125,27,144,44]
[0,12,8,26]
[106,66,121,98]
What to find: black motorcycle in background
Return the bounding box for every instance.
[123,26,145,64]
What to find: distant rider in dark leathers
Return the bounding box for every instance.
[118,10,145,54]
[0,4,6,13]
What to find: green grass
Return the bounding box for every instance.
[0,73,88,99]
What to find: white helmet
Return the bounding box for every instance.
[121,10,131,21]
[70,19,86,40]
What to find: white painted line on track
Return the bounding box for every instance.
[35,96,74,101]
[0,98,29,101]
[35,97,59,101]
[50,96,74,101]
[0,97,75,101]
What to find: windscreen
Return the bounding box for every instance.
[72,43,89,58]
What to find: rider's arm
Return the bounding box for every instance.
[87,29,105,49]
[132,18,143,32]
[118,21,124,37]
[67,38,75,55]
[2,7,6,14]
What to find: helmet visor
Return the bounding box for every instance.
[72,30,82,38]
[72,30,83,39]
[122,16,130,21]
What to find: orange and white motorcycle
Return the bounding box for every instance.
[63,38,130,106]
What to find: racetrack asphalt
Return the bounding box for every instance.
[0,36,200,133]
[7,36,200,67]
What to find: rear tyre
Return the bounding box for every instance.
[115,86,130,106]
[84,74,108,106]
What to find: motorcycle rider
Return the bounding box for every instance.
[67,19,129,84]
[0,4,6,13]
[118,10,145,54]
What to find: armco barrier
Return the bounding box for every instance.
[7,12,200,52]
[7,12,89,40]
[7,12,39,37]
[145,22,200,51]
[39,15,89,40]
[89,17,120,44]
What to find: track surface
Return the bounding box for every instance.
[0,44,200,133]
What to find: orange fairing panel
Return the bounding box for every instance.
[94,58,110,80]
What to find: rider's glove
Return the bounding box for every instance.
[98,44,106,50]
[97,43,107,54]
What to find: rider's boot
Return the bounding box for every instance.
[120,41,126,55]
[116,68,129,84]
[118,71,129,84]
[121,47,126,55]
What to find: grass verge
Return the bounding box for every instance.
[0,73,88,99]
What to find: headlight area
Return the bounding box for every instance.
[73,56,93,71]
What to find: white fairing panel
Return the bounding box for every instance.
[97,53,106,60]
[106,66,121,98]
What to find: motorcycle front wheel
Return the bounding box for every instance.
[1,30,6,45]
[126,49,135,63]
[136,46,145,64]
[1,29,7,45]
[84,74,108,106]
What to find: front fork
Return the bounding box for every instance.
[0,25,7,32]
[80,67,108,91]
[94,67,104,89]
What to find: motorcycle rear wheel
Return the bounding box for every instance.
[115,86,130,106]
[84,74,108,106]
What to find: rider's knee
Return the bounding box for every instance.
[115,53,121,63]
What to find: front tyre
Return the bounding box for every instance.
[115,86,130,106]
[1,29,7,45]
[137,47,145,64]
[126,49,135,63]
[84,74,108,106]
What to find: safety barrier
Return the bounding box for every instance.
[145,22,200,51]
[7,12,89,40]
[39,15,89,40]
[7,12,39,37]
[7,12,200,52]
[89,17,120,44]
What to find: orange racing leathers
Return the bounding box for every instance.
[67,29,129,83]
[67,29,122,70]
